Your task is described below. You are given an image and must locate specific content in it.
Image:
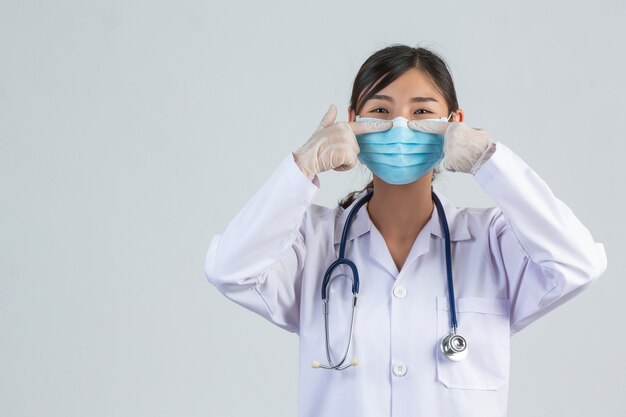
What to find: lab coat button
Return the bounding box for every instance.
[393,285,407,298]
[393,363,407,376]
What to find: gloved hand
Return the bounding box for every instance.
[293,104,393,181]
[407,120,497,174]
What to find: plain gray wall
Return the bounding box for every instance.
[1,0,624,416]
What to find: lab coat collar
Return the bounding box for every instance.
[333,186,471,245]
[429,187,472,241]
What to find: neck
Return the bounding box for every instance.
[366,175,434,241]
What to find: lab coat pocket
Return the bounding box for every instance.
[435,296,511,390]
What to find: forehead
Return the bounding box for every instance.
[374,68,442,100]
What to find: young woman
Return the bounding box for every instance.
[204,44,607,417]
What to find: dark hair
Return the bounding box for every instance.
[338,43,459,209]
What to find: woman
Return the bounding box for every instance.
[204,44,607,417]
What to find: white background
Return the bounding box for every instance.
[1,0,624,416]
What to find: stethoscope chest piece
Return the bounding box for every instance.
[440,332,468,361]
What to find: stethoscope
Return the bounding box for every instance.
[311,188,468,371]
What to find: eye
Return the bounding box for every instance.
[414,109,432,115]
[372,108,388,114]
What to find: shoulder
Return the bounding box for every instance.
[305,202,339,220]
[458,206,508,239]
[301,202,341,230]
[308,202,337,218]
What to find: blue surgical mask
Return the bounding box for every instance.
[354,114,451,185]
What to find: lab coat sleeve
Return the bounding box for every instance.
[472,142,607,335]
[203,153,320,334]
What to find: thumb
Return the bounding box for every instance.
[317,104,337,130]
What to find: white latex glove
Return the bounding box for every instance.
[293,104,393,180]
[407,120,497,174]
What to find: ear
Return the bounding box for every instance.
[452,108,465,123]
[348,107,356,122]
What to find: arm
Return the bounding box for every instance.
[205,104,391,333]
[204,153,320,334]
[473,142,607,335]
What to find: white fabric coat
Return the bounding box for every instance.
[204,141,607,417]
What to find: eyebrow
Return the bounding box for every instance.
[370,94,439,104]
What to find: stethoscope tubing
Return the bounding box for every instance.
[431,190,459,331]
[317,188,463,370]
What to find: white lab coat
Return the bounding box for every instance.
[204,142,607,417]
